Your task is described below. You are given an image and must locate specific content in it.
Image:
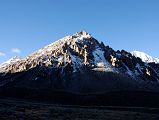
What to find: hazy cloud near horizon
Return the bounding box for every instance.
[0,52,6,57]
[11,48,21,54]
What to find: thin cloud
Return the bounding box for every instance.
[0,52,6,56]
[11,48,21,54]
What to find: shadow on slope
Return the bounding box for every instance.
[1,66,159,107]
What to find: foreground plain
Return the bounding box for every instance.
[0,97,159,120]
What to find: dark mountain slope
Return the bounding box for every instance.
[0,31,159,106]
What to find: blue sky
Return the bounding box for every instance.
[0,0,159,63]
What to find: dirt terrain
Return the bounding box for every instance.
[0,97,159,120]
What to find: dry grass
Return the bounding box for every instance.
[0,98,159,120]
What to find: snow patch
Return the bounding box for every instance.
[92,48,117,72]
[122,62,135,79]
[70,54,83,72]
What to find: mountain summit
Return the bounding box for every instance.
[0,31,159,94]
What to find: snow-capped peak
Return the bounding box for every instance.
[131,51,159,63]
[0,31,95,73]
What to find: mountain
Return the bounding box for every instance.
[1,31,159,106]
[0,56,21,67]
[0,56,22,73]
[131,51,159,63]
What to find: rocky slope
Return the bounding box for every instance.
[0,31,159,94]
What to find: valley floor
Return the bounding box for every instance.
[0,97,159,120]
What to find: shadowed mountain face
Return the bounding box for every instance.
[0,31,159,97]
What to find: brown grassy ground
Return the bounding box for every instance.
[0,98,159,120]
